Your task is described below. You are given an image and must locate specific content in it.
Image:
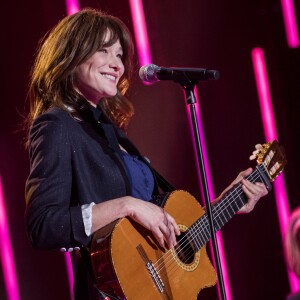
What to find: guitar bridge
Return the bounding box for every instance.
[136,244,165,293]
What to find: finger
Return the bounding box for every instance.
[241,183,256,200]
[159,223,174,249]
[168,225,177,248]
[240,168,253,178]
[167,215,181,236]
[255,182,268,196]
[161,210,180,240]
[153,227,166,248]
[241,185,256,212]
[232,168,252,185]
[242,179,258,194]
[242,179,267,196]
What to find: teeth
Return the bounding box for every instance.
[101,73,116,81]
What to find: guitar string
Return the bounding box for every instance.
[154,170,262,278]
[155,165,260,278]
[155,158,274,280]
[153,169,262,274]
[152,169,264,277]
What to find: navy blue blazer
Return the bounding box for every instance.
[25,105,160,250]
[25,105,175,299]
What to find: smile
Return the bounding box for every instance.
[101,73,117,81]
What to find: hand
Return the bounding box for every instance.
[127,197,180,249]
[231,167,268,213]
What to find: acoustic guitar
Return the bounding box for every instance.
[89,140,286,299]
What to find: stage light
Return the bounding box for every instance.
[252,47,300,292]
[0,176,20,300]
[281,0,299,48]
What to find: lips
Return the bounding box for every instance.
[100,73,117,81]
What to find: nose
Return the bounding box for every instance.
[109,55,122,72]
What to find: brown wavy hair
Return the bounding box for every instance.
[27,8,134,133]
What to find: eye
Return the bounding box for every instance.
[117,53,123,60]
[99,48,107,53]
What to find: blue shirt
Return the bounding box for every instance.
[120,151,155,201]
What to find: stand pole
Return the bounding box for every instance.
[182,83,227,300]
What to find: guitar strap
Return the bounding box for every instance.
[113,125,176,195]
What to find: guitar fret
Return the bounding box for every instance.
[227,193,238,213]
[202,220,210,244]
[228,192,240,211]
[198,222,208,247]
[188,226,201,251]
[194,219,207,247]
[190,169,264,250]
[190,219,208,251]
[213,209,224,231]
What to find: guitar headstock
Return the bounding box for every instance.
[255,140,287,182]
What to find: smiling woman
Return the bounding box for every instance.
[27,8,134,130]
[24,8,268,300]
[74,36,125,106]
[24,8,181,300]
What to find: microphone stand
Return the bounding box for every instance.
[179,81,226,300]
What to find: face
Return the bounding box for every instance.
[74,37,125,106]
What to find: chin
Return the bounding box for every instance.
[105,90,118,98]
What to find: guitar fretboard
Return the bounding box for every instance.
[186,166,266,252]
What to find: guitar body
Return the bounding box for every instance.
[90,190,217,299]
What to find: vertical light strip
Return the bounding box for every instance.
[65,0,80,16]
[64,1,81,297]
[64,252,74,297]
[190,89,233,300]
[128,0,152,66]
[0,175,20,300]
[251,47,300,292]
[281,0,300,48]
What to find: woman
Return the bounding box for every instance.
[25,8,268,299]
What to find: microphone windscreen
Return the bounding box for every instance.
[139,64,160,83]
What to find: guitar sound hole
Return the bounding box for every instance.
[175,232,195,264]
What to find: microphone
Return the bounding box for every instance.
[139,64,220,84]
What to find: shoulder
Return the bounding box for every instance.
[29,107,75,147]
[30,106,80,132]
[32,107,74,125]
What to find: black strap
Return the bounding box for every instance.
[100,123,122,153]
[114,127,175,193]
[150,167,175,192]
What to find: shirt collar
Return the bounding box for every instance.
[74,103,109,124]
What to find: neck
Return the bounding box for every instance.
[185,165,268,252]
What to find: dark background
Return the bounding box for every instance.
[1,0,299,299]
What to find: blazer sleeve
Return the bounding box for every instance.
[25,112,91,250]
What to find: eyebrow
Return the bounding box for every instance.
[116,45,123,53]
[103,43,123,53]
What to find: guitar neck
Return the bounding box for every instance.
[188,165,269,252]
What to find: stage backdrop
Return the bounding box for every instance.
[0,0,299,299]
